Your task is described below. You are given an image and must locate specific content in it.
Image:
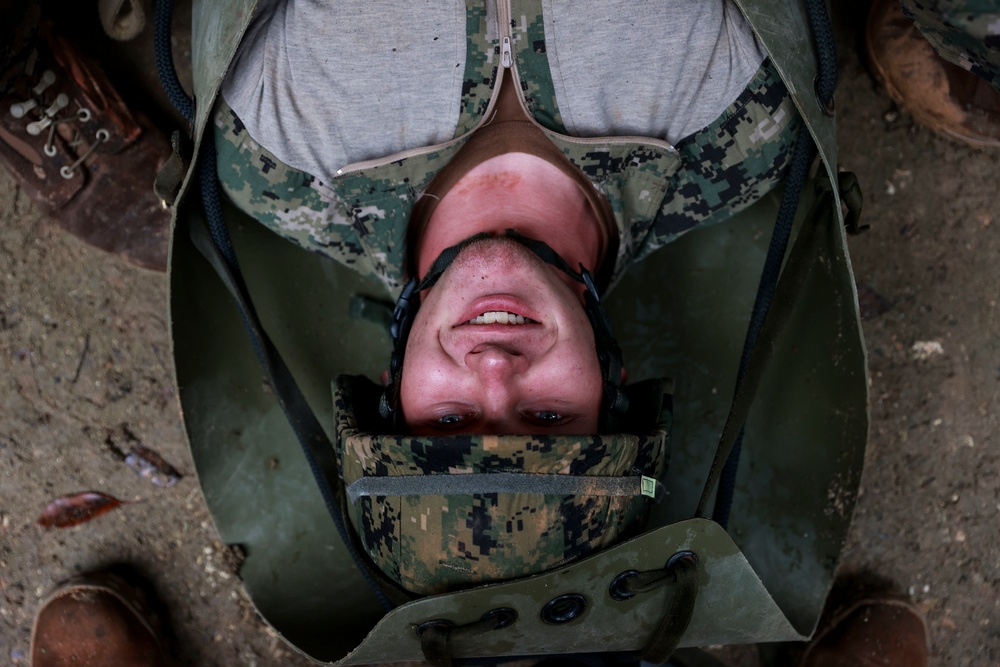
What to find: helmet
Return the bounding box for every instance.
[334,374,672,595]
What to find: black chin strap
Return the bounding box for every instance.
[380,230,628,430]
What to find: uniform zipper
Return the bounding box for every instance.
[499,0,513,68]
[500,36,513,69]
[334,0,675,179]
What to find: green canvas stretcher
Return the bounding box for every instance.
[167,0,868,662]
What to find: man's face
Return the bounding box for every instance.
[399,236,602,435]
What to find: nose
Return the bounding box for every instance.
[465,345,529,420]
[464,344,530,383]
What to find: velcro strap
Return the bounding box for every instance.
[346,473,663,504]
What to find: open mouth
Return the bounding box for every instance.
[465,310,537,325]
[456,297,542,328]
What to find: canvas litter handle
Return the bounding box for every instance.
[413,551,701,667]
[166,0,868,655]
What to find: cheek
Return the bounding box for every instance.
[401,301,438,365]
[567,311,601,375]
[567,329,604,402]
[399,316,449,412]
[532,332,603,406]
[400,320,428,394]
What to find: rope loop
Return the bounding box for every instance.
[417,610,518,667]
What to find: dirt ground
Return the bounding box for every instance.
[1,5,999,667]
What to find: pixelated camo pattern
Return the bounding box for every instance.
[214,57,797,294]
[455,1,494,135]
[509,0,565,133]
[215,98,469,296]
[638,58,801,266]
[456,0,564,136]
[903,0,1000,89]
[333,376,671,595]
[213,0,799,293]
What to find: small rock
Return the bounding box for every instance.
[911,340,944,360]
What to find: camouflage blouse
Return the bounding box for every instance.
[212,0,801,297]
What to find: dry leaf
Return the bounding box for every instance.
[37,491,125,528]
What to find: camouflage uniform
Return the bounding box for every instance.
[903,0,1000,89]
[213,0,801,297]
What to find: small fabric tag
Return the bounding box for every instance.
[641,476,658,499]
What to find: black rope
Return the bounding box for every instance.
[711,0,837,528]
[153,0,395,611]
[153,0,194,123]
[711,127,817,528]
[694,183,834,521]
[634,554,700,664]
[807,0,839,108]
[197,139,239,269]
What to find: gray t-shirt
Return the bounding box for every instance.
[222,0,766,186]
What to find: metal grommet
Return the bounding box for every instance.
[609,570,640,601]
[666,550,699,571]
[95,128,111,142]
[541,594,587,625]
[481,607,517,629]
[59,165,74,180]
[415,619,454,637]
[813,75,835,117]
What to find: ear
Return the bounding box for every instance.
[620,367,628,385]
[381,369,390,386]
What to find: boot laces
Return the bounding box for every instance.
[7,61,108,179]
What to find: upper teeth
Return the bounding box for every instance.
[468,311,533,325]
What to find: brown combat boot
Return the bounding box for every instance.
[800,589,929,667]
[0,21,170,271]
[31,572,169,667]
[867,0,1000,148]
